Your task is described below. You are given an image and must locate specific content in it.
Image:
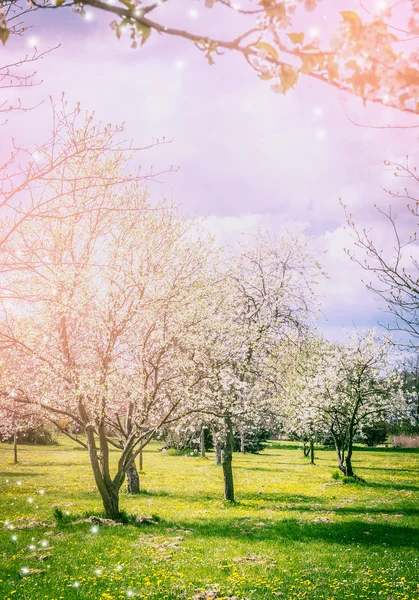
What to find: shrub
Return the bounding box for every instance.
[4,426,58,446]
[357,422,388,447]
[233,428,271,453]
[161,427,213,452]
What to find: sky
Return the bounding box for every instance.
[1,1,419,340]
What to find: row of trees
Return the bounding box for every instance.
[0,106,322,517]
[0,103,418,519]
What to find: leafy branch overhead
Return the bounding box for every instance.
[1,0,419,113]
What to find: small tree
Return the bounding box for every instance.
[191,230,321,501]
[0,391,42,463]
[287,330,401,477]
[0,115,216,519]
[282,339,330,466]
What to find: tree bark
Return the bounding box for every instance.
[309,438,315,465]
[334,439,354,477]
[13,429,18,464]
[215,440,221,465]
[200,426,206,457]
[344,439,354,477]
[213,432,222,465]
[240,431,245,453]
[83,417,122,520]
[101,484,121,520]
[332,430,348,475]
[303,441,310,457]
[221,416,235,502]
[139,444,143,471]
[126,459,140,494]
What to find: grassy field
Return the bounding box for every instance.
[0,438,418,600]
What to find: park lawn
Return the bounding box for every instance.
[0,438,418,600]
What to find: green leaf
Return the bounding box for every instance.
[340,10,361,22]
[116,17,130,40]
[255,41,279,61]
[350,71,367,97]
[258,72,274,80]
[340,10,362,38]
[280,64,298,92]
[287,32,305,45]
[0,27,9,45]
[55,0,66,6]
[136,22,151,45]
[299,53,325,75]
[268,2,286,21]
[345,60,359,70]
[327,60,339,83]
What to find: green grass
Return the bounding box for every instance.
[0,438,418,600]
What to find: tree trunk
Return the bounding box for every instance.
[344,454,354,477]
[13,429,18,464]
[84,422,122,520]
[309,438,315,465]
[101,485,121,520]
[139,445,143,471]
[334,439,354,477]
[214,435,221,465]
[332,431,347,475]
[344,438,354,477]
[126,460,140,494]
[303,441,310,457]
[240,431,245,453]
[200,427,206,457]
[221,416,235,502]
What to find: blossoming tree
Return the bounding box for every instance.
[285,329,402,477]
[0,389,43,463]
[0,136,218,519]
[188,230,322,501]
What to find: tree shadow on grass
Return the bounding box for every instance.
[357,466,419,474]
[364,481,419,492]
[264,444,303,451]
[168,517,419,550]
[333,506,419,517]
[125,489,171,498]
[122,488,328,509]
[0,471,44,478]
[233,464,299,472]
[27,461,87,468]
[238,491,326,505]
[354,446,419,454]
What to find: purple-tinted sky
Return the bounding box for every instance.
[2,2,419,339]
